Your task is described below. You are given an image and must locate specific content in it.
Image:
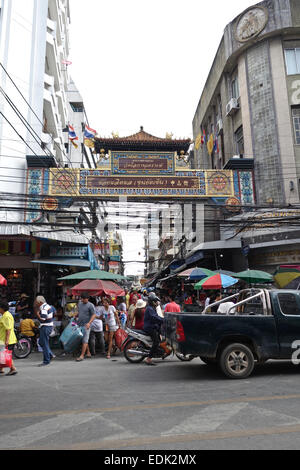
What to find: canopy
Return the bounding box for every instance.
[194,273,238,290]
[0,274,7,286]
[58,269,127,282]
[71,280,125,297]
[235,269,273,284]
[189,268,215,281]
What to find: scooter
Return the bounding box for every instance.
[122,327,194,363]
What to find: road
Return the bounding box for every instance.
[1,351,300,451]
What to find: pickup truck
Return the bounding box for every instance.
[164,288,300,379]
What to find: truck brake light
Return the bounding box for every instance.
[176,320,185,342]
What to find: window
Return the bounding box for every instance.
[70,102,84,113]
[278,294,300,316]
[234,126,244,156]
[292,107,300,145]
[231,76,240,99]
[285,49,300,75]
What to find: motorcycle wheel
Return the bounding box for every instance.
[123,339,147,364]
[13,338,32,359]
[175,352,195,362]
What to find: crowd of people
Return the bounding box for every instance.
[0,285,236,376]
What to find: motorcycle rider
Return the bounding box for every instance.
[143,293,164,366]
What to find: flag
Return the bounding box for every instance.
[84,125,97,148]
[213,135,219,154]
[195,133,202,150]
[207,134,214,156]
[62,60,72,66]
[68,125,79,149]
[203,129,207,144]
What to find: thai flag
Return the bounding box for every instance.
[84,125,97,139]
[68,125,78,141]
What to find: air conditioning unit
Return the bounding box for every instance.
[226,98,239,116]
[216,119,223,134]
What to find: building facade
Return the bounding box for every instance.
[193,0,300,207]
[0,0,100,305]
[190,0,300,274]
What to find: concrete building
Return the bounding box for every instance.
[193,0,300,207]
[0,1,100,303]
[189,0,300,274]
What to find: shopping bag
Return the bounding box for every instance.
[59,321,84,353]
[0,348,12,369]
[114,328,128,350]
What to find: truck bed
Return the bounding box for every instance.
[165,312,279,360]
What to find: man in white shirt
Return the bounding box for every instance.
[35,296,55,367]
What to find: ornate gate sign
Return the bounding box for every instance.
[25,128,255,222]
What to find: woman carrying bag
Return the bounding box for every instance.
[0,301,18,376]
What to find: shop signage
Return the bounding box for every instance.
[49,246,88,258]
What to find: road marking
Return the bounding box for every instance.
[163,403,249,435]
[2,393,300,420]
[20,424,300,450]
[0,413,100,449]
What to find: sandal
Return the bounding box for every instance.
[106,355,111,359]
[76,357,84,362]
[6,370,18,376]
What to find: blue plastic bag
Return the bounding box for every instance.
[59,321,84,353]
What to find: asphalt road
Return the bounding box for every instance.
[1,350,300,451]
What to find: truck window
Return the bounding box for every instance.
[278,293,300,316]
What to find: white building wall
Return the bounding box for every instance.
[0,0,72,221]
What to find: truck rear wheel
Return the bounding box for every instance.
[219,343,255,379]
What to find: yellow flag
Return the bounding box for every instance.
[84,138,95,148]
[207,134,214,156]
[195,133,202,151]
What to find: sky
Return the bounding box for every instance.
[68,0,258,275]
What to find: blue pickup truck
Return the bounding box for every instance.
[164,288,300,379]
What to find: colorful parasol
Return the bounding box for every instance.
[273,265,300,288]
[235,269,273,284]
[194,273,238,290]
[189,268,215,281]
[71,279,125,297]
[0,274,7,286]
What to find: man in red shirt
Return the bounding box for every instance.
[164,295,181,313]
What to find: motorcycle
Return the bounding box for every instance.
[122,327,194,363]
[13,328,32,359]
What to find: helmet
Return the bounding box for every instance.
[148,292,160,303]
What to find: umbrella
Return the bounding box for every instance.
[235,269,273,284]
[284,277,300,290]
[273,265,300,288]
[0,274,7,286]
[189,268,215,281]
[177,268,196,278]
[58,269,127,282]
[71,279,125,297]
[194,273,238,290]
[214,269,237,277]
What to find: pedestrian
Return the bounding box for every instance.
[99,297,120,359]
[164,294,181,313]
[131,298,146,330]
[16,293,30,320]
[35,296,55,367]
[128,294,138,326]
[88,298,105,356]
[75,293,97,362]
[0,301,18,376]
[143,293,164,366]
[117,296,127,328]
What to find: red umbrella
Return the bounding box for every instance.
[71,279,125,297]
[0,274,7,286]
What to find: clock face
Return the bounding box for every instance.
[235,7,268,43]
